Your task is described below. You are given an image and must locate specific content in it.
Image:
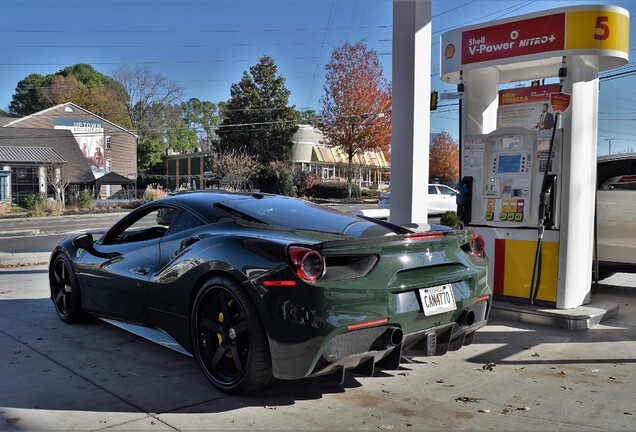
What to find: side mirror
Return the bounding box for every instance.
[72,233,94,250]
[72,233,120,259]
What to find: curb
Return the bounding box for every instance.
[0,252,50,267]
[0,229,40,237]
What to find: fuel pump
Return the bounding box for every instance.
[441,3,629,309]
[463,100,563,305]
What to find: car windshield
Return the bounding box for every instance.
[217,197,401,238]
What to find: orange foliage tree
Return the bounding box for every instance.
[429,130,459,183]
[317,40,391,197]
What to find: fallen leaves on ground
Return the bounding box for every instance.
[482,362,496,371]
[455,396,483,403]
[0,262,47,269]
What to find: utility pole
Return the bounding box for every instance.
[605,138,613,155]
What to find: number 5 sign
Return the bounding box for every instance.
[566,10,629,53]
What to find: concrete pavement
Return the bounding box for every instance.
[1,267,636,430]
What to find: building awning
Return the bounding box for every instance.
[311,145,389,168]
[0,146,66,164]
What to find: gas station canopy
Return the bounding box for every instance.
[440,4,629,84]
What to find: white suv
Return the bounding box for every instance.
[377,184,458,215]
[596,152,636,279]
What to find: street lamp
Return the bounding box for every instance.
[605,138,613,155]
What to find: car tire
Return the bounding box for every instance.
[49,254,85,323]
[191,276,276,394]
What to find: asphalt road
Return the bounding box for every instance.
[0,214,125,253]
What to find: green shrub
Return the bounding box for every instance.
[275,168,296,197]
[440,211,458,228]
[79,189,93,209]
[310,183,361,199]
[25,192,47,217]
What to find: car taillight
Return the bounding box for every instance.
[470,234,485,258]
[404,232,445,241]
[288,246,325,282]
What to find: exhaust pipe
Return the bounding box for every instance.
[457,310,475,327]
[380,326,404,347]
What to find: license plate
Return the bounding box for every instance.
[419,284,457,316]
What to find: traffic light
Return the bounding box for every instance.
[430,91,438,111]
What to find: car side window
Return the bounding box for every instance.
[165,210,206,236]
[438,186,456,195]
[428,185,437,194]
[102,206,181,245]
[598,159,635,191]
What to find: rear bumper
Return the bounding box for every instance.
[271,299,491,380]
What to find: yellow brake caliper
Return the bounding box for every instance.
[217,298,235,359]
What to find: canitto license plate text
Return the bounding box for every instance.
[419,284,457,316]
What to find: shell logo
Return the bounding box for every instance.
[445,44,456,59]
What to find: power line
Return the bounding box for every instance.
[0,25,392,34]
[0,56,320,67]
[306,0,338,110]
[0,39,392,49]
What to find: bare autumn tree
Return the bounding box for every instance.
[110,64,185,141]
[43,158,72,208]
[317,40,391,199]
[109,65,184,171]
[429,130,459,182]
[210,148,261,191]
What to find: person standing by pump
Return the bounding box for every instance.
[536,103,554,130]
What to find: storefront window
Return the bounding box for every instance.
[11,166,40,204]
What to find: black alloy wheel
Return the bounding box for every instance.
[50,254,83,323]
[191,277,275,393]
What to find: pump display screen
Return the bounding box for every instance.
[498,154,522,173]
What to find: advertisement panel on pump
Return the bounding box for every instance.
[462,84,562,230]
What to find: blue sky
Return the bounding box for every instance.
[1,0,635,155]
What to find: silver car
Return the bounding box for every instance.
[596,152,636,279]
[378,184,458,215]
